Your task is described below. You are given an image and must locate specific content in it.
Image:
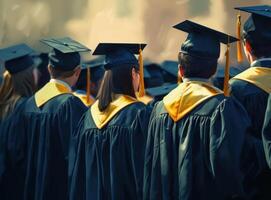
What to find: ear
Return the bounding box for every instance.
[244,40,253,55]
[178,64,184,77]
[74,67,81,77]
[131,67,137,79]
[47,65,52,74]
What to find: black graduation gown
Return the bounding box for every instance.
[230,62,271,200]
[0,98,28,200]
[22,93,87,200]
[263,95,271,168]
[143,83,252,200]
[69,99,151,200]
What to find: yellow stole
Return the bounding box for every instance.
[137,94,153,105]
[35,81,71,107]
[230,67,271,93]
[90,95,138,129]
[73,92,95,107]
[163,81,223,122]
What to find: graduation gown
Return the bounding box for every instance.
[0,98,28,200]
[143,81,251,200]
[230,61,271,200]
[263,95,271,168]
[22,81,87,200]
[69,95,151,200]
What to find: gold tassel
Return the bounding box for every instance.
[138,45,145,97]
[224,37,230,97]
[237,12,243,63]
[86,67,91,104]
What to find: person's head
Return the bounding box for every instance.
[178,52,217,79]
[41,37,91,86]
[93,43,146,111]
[235,6,271,63]
[0,43,38,119]
[0,66,37,119]
[48,64,81,87]
[173,20,238,80]
[97,64,140,111]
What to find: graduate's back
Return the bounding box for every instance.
[69,100,149,200]
[143,20,251,200]
[19,37,89,200]
[0,44,38,200]
[69,42,151,200]
[143,82,250,200]
[22,91,86,200]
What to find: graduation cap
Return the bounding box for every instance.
[0,44,35,74]
[173,20,239,96]
[93,43,147,97]
[173,20,238,60]
[40,37,91,71]
[146,83,178,101]
[235,5,271,46]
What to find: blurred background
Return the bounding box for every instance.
[0,0,269,63]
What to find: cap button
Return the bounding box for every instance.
[63,43,68,46]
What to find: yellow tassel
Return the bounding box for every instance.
[237,13,243,63]
[224,38,230,97]
[138,46,145,97]
[86,67,91,104]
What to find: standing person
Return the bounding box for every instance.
[0,44,38,200]
[22,37,89,200]
[143,20,251,200]
[69,43,151,200]
[263,95,271,168]
[230,5,271,200]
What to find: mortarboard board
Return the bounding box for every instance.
[144,62,164,88]
[173,20,238,60]
[146,83,178,101]
[235,5,271,46]
[93,42,147,97]
[0,44,35,74]
[92,43,147,69]
[40,37,90,71]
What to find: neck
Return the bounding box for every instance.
[182,77,210,83]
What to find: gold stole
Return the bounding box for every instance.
[90,95,138,129]
[163,81,222,122]
[73,92,95,107]
[230,67,271,93]
[35,81,71,107]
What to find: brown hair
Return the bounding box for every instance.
[49,65,77,79]
[97,65,137,111]
[0,67,36,119]
[178,52,217,79]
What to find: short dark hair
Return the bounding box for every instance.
[49,65,77,79]
[243,36,271,58]
[178,52,217,79]
[97,65,137,111]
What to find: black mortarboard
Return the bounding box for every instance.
[92,43,147,69]
[144,63,164,88]
[146,83,178,100]
[40,37,90,71]
[173,20,238,59]
[0,44,34,74]
[235,5,271,45]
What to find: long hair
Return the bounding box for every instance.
[0,67,36,119]
[97,65,137,111]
